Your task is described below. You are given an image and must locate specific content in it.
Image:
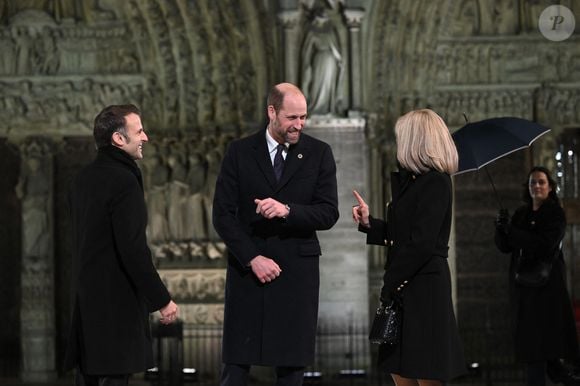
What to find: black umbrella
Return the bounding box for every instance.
[452,116,550,207]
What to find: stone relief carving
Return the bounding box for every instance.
[159,269,226,304]
[431,85,580,129]
[445,0,540,37]
[0,10,136,77]
[537,86,580,127]
[435,39,580,86]
[0,0,269,133]
[0,77,146,135]
[140,132,234,267]
[432,88,534,126]
[0,0,102,24]
[172,304,225,325]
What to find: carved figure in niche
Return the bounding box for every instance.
[488,46,501,83]
[178,277,190,301]
[0,37,16,75]
[196,274,209,300]
[31,26,60,74]
[521,1,545,32]
[12,26,33,75]
[199,83,215,125]
[451,0,479,36]
[167,148,189,241]
[493,0,517,35]
[185,147,207,241]
[300,6,344,115]
[146,152,170,243]
[203,147,221,241]
[435,46,452,84]
[216,59,235,123]
[16,154,50,258]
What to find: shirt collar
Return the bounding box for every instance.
[265,129,288,154]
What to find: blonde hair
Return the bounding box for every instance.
[395,109,458,174]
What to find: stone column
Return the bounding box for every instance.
[278,10,301,84]
[306,116,369,371]
[344,8,365,115]
[16,138,56,382]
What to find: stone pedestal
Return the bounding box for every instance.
[306,116,369,371]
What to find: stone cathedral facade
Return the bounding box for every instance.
[0,0,579,382]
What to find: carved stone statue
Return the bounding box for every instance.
[167,150,189,241]
[203,147,221,241]
[16,155,50,257]
[145,153,170,243]
[185,148,207,241]
[300,9,343,115]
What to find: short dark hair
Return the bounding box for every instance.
[522,165,560,206]
[266,85,284,113]
[93,104,141,148]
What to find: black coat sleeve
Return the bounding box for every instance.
[494,227,511,253]
[358,216,388,246]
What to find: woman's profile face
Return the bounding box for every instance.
[528,171,552,204]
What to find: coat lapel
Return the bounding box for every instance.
[276,140,307,191]
[249,131,309,191]
[251,132,278,189]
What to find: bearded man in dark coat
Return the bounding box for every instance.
[65,104,179,386]
[212,83,339,386]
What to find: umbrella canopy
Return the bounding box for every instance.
[452,117,550,176]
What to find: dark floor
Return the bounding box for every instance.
[0,377,547,386]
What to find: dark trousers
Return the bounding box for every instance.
[220,363,305,386]
[75,370,129,386]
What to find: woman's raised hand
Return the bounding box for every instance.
[352,190,370,228]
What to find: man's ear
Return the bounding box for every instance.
[111,132,125,147]
[267,105,276,122]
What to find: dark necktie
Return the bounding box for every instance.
[273,144,285,181]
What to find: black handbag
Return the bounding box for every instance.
[369,295,403,345]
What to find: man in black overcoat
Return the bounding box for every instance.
[213,83,339,386]
[65,104,179,386]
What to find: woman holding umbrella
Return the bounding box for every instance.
[495,166,580,386]
[353,109,466,385]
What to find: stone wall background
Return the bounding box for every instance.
[0,0,579,381]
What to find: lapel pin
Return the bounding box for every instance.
[297,154,303,159]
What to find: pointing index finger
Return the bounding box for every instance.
[352,190,366,206]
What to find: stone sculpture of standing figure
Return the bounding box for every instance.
[300,10,343,115]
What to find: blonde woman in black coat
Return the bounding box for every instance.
[495,166,580,386]
[353,109,466,386]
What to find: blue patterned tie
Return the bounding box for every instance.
[273,144,285,181]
